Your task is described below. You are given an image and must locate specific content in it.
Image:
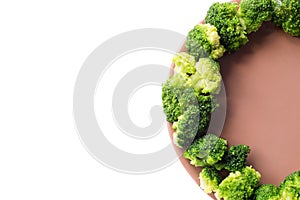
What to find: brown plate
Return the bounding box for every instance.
[168,2,300,199]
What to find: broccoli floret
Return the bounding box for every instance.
[186,24,226,60]
[215,166,261,200]
[199,167,222,194]
[164,86,217,148]
[280,170,300,190]
[254,184,280,200]
[215,144,251,172]
[162,66,218,145]
[238,0,274,33]
[184,134,227,167]
[279,170,300,200]
[280,0,300,36]
[273,0,300,36]
[172,87,200,148]
[280,186,300,200]
[162,74,190,122]
[196,94,217,136]
[188,58,222,94]
[172,52,197,77]
[172,104,200,149]
[172,53,222,95]
[162,77,182,122]
[272,0,285,26]
[205,2,248,52]
[176,83,199,112]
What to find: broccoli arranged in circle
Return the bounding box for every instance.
[215,144,251,172]
[215,166,261,200]
[238,0,274,33]
[188,58,222,95]
[199,167,222,194]
[254,184,280,200]
[279,170,300,199]
[205,2,248,52]
[273,0,300,36]
[184,133,227,167]
[186,24,225,61]
[162,0,300,198]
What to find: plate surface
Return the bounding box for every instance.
[168,20,300,200]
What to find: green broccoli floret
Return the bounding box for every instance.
[162,66,218,144]
[172,104,200,149]
[196,94,217,137]
[184,134,227,167]
[199,167,222,194]
[172,86,200,148]
[215,144,251,172]
[172,53,222,95]
[279,170,300,200]
[172,52,197,77]
[273,0,300,36]
[188,58,222,94]
[238,0,274,33]
[186,24,226,60]
[162,74,191,122]
[162,76,182,122]
[215,166,261,200]
[254,184,280,200]
[272,0,285,26]
[280,187,300,200]
[205,2,248,52]
[280,170,300,189]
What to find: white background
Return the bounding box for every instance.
[0,0,226,199]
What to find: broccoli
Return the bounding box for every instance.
[162,74,190,122]
[273,0,300,36]
[184,133,227,167]
[205,2,248,52]
[199,167,222,194]
[196,94,217,136]
[188,58,222,94]
[186,24,226,60]
[215,166,261,200]
[279,170,300,200]
[280,186,300,200]
[161,74,199,147]
[163,85,216,148]
[162,60,218,145]
[172,53,222,95]
[272,0,285,26]
[215,144,251,172]
[172,104,200,149]
[172,52,196,77]
[254,184,280,200]
[162,76,182,122]
[253,171,300,200]
[238,0,274,33]
[171,86,200,149]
